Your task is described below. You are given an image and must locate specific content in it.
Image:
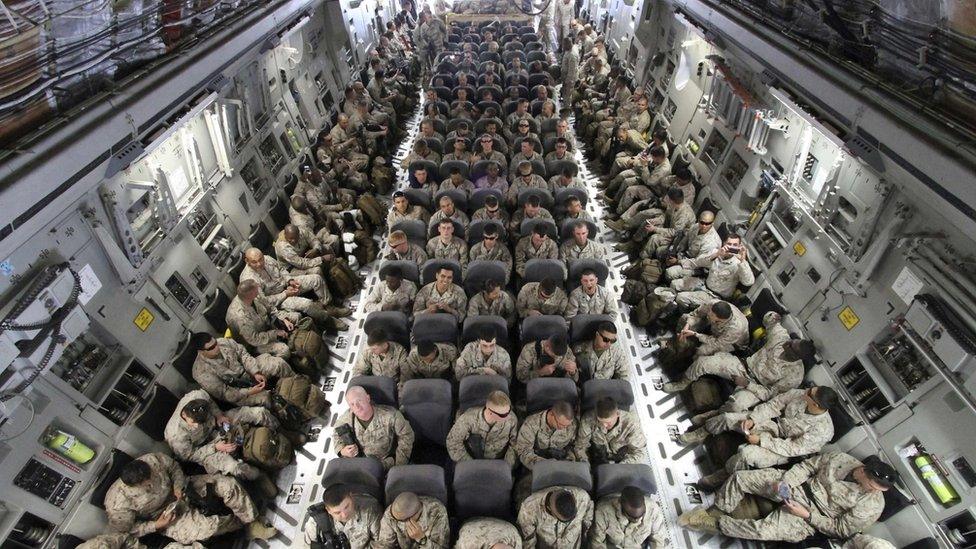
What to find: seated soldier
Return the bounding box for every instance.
[548,166,585,193]
[514,224,560,278]
[353,329,409,387]
[426,218,469,271]
[515,401,579,469]
[560,220,607,263]
[289,195,318,234]
[671,234,755,310]
[363,266,417,314]
[377,492,450,548]
[680,452,896,543]
[467,279,517,328]
[545,137,575,164]
[442,138,474,166]
[274,224,340,276]
[507,160,549,206]
[560,195,595,224]
[518,486,594,549]
[303,483,382,549]
[659,212,722,282]
[666,300,749,358]
[388,191,429,227]
[473,160,509,192]
[609,185,695,250]
[401,339,457,386]
[428,194,471,231]
[385,230,429,267]
[334,386,414,470]
[566,268,618,320]
[413,264,468,323]
[607,146,671,214]
[410,165,432,190]
[468,223,514,281]
[471,194,511,225]
[164,389,285,497]
[240,248,351,319]
[104,453,276,544]
[437,166,476,194]
[455,326,512,379]
[190,332,295,409]
[516,333,579,384]
[688,387,838,492]
[573,321,628,380]
[575,397,648,465]
[403,138,441,168]
[516,278,569,319]
[226,280,301,358]
[456,517,522,548]
[508,140,543,183]
[509,194,554,237]
[590,486,667,549]
[447,390,518,466]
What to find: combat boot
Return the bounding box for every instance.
[677,506,721,535]
[318,316,350,333]
[662,378,692,393]
[605,219,628,233]
[282,429,308,447]
[677,427,709,446]
[246,520,278,540]
[305,303,350,332]
[691,409,720,426]
[695,469,731,494]
[325,305,353,317]
[254,473,279,499]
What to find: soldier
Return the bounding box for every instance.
[691,387,838,491]
[353,329,409,386]
[456,517,523,549]
[565,269,618,319]
[515,401,579,469]
[428,194,470,231]
[302,483,382,549]
[609,147,672,214]
[289,195,318,234]
[426,218,469,271]
[401,339,458,385]
[363,266,417,314]
[549,167,585,195]
[471,197,510,229]
[673,300,749,358]
[662,213,723,282]
[671,234,755,310]
[385,230,429,267]
[76,534,155,549]
[589,486,667,549]
[679,452,896,543]
[438,166,476,194]
[104,453,275,544]
[518,486,594,549]
[447,390,518,466]
[334,386,414,470]
[507,161,548,205]
[190,332,294,408]
[468,279,517,328]
[388,191,429,227]
[225,280,299,358]
[560,196,594,226]
[573,321,628,380]
[508,141,544,184]
[163,389,284,497]
[608,183,695,246]
[508,195,554,237]
[516,279,568,319]
[560,221,607,263]
[240,248,351,318]
[473,160,509,192]
[575,397,648,464]
[455,326,512,379]
[469,224,513,280]
[413,265,468,323]
[377,491,450,548]
[514,225,560,278]
[274,224,339,277]
[844,534,897,549]
[516,334,579,384]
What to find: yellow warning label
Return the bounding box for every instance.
[793,241,807,256]
[133,308,155,332]
[838,306,860,331]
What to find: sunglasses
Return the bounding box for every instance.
[483,235,497,240]
[204,341,219,352]
[487,407,511,418]
[699,220,713,225]
[599,333,617,343]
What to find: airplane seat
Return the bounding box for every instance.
[479,51,501,63]
[520,315,567,346]
[526,51,547,64]
[828,401,858,442]
[401,379,453,451]
[478,100,504,116]
[226,251,245,281]
[433,189,469,214]
[170,332,197,383]
[581,379,634,412]
[247,222,272,253]
[268,193,289,230]
[322,457,385,503]
[541,119,559,135]
[559,219,600,242]
[530,460,592,494]
[426,219,466,241]
[134,384,180,442]
[527,74,550,89]
[463,260,507,296]
[421,259,463,286]
[567,259,610,291]
[458,375,510,412]
[283,173,299,196]
[717,221,730,242]
[409,159,441,183]
[385,464,448,506]
[696,196,722,217]
[89,449,135,509]
[524,41,544,52]
[466,220,508,246]
[201,287,232,335]
[526,378,578,414]
[412,313,460,346]
[439,159,471,181]
[349,376,398,408]
[569,314,614,344]
[391,218,428,247]
[462,316,510,349]
[518,218,558,240]
[594,464,656,499]
[503,51,526,65]
[422,136,444,155]
[523,259,567,285]
[743,287,790,346]
[546,160,579,181]
[529,158,548,179]
[469,188,505,212]
[453,460,513,520]
[903,538,940,549]
[364,311,411,350]
[379,260,421,286]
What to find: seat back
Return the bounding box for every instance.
[454,460,513,520]
[409,159,441,183]
[134,384,179,441]
[463,260,508,295]
[458,375,510,412]
[170,332,196,382]
[567,259,610,290]
[526,378,579,414]
[421,259,463,285]
[594,464,656,499]
[349,376,398,408]
[412,313,460,346]
[433,189,469,213]
[517,188,554,210]
[531,460,592,493]
[379,261,421,286]
[89,449,134,509]
[570,315,614,344]
[519,218,558,240]
[323,457,385,503]
[386,464,448,505]
[560,220,600,242]
[746,287,789,336]
[268,193,289,230]
[364,311,411,350]
[582,379,635,412]
[401,379,453,446]
[202,288,232,335]
[440,160,470,180]
[391,218,428,247]
[248,222,272,252]
[521,315,568,344]
[469,188,505,212]
[697,196,721,217]
[547,160,579,180]
[427,219,466,240]
[462,316,510,348]
[523,259,567,284]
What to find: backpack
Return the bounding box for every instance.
[242,426,293,469]
[353,230,378,266]
[357,194,385,229]
[289,324,325,376]
[371,164,394,195]
[329,260,361,298]
[276,375,329,420]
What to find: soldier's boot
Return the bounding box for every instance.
[695,469,731,494]
[677,506,721,535]
[282,429,308,447]
[614,241,639,254]
[320,316,350,333]
[605,219,627,233]
[691,409,720,426]
[677,427,709,446]
[325,305,353,318]
[305,304,350,332]
[662,378,692,393]
[246,520,278,540]
[254,473,279,499]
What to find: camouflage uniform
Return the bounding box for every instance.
[384,243,429,267]
[353,341,410,385]
[273,227,338,275]
[468,242,514,280]
[334,405,414,470]
[76,534,149,549]
[104,453,256,545]
[715,452,885,542]
[376,496,450,548]
[225,294,299,358]
[625,199,696,243]
[301,494,382,549]
[413,282,469,323]
[471,207,511,225]
[547,174,586,193]
[192,338,293,407]
[845,534,897,549]
[164,390,279,481]
[428,209,470,231]
[518,486,594,549]
[514,235,560,277]
[673,255,755,309]
[573,340,628,380]
[401,342,458,385]
[615,159,672,213]
[565,285,618,319]
[467,290,517,328]
[447,406,519,466]
[425,236,469,270]
[574,410,648,464]
[388,206,429,227]
[516,283,568,318]
[589,494,667,549]
[559,240,608,264]
[685,302,749,357]
[363,280,418,314]
[456,518,523,549]
[507,174,549,202]
[240,256,331,312]
[515,410,579,469]
[289,205,318,234]
[661,227,722,280]
[455,341,512,379]
[516,341,578,383]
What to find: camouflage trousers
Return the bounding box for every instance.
[715,468,816,543]
[199,407,279,480]
[161,474,257,545]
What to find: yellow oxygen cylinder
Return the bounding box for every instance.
[44,429,95,464]
[914,453,960,507]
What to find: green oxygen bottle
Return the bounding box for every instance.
[914,453,960,507]
[44,429,95,464]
